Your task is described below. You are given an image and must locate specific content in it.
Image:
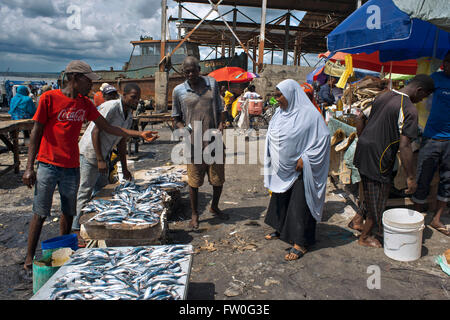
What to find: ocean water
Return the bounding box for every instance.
[0,76,58,84]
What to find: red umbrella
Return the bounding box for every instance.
[319,51,418,75]
[208,67,246,82]
[230,71,260,83]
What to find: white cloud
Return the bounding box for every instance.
[0,0,312,72]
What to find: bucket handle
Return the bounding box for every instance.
[384,225,424,251]
[383,223,425,233]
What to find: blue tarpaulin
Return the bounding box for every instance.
[327,0,450,62]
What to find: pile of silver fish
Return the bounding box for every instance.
[145,168,187,190]
[49,245,193,300]
[82,182,170,226]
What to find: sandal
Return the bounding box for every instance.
[285,247,306,261]
[265,231,280,240]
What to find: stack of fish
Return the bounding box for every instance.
[83,182,169,226]
[49,245,193,300]
[145,168,187,190]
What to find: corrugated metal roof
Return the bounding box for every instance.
[176,0,357,15]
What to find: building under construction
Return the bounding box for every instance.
[168,0,363,72]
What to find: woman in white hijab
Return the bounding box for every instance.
[264,79,330,261]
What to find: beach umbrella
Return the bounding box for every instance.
[326,0,450,62]
[208,67,246,82]
[306,62,327,84]
[231,71,260,83]
[319,51,418,74]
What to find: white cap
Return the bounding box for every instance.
[100,83,109,91]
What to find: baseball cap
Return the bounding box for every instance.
[103,85,117,95]
[65,60,101,80]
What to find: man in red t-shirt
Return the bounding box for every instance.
[21,61,157,274]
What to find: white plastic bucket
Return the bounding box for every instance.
[382,208,425,262]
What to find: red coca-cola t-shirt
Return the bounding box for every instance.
[33,89,101,168]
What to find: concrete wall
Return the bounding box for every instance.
[252,64,315,99]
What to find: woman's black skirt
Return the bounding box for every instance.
[264,173,317,247]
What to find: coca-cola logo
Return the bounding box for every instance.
[57,108,86,122]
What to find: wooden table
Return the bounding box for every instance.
[0,119,34,176]
[127,113,174,155]
[0,114,11,121]
[135,112,174,130]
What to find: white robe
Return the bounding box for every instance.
[264,79,331,222]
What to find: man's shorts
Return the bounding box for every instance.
[32,162,80,217]
[413,138,450,204]
[360,175,391,230]
[187,163,225,188]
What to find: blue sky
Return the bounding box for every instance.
[0,0,319,72]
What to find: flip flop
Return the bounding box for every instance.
[189,220,199,231]
[430,225,450,237]
[285,247,306,261]
[265,231,280,240]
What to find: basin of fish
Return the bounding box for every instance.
[145,168,187,190]
[82,181,171,226]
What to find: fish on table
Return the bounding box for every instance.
[49,246,192,300]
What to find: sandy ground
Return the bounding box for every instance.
[0,124,448,300]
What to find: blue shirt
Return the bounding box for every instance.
[172,76,223,129]
[424,71,450,140]
[318,84,335,105]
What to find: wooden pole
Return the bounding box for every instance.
[231,7,237,56]
[178,1,182,39]
[283,11,290,65]
[253,37,257,73]
[257,0,267,72]
[221,32,225,57]
[160,0,167,72]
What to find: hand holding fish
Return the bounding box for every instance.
[141,131,159,143]
[122,168,133,181]
[97,160,108,175]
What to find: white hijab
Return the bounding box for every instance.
[264,79,330,222]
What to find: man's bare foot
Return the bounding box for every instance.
[348,214,364,232]
[210,207,229,220]
[358,236,382,248]
[189,215,199,230]
[348,220,364,232]
[429,220,450,236]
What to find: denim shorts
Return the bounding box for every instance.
[413,138,450,203]
[32,162,80,217]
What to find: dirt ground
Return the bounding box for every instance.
[0,124,448,300]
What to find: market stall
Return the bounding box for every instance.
[324,0,448,210]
